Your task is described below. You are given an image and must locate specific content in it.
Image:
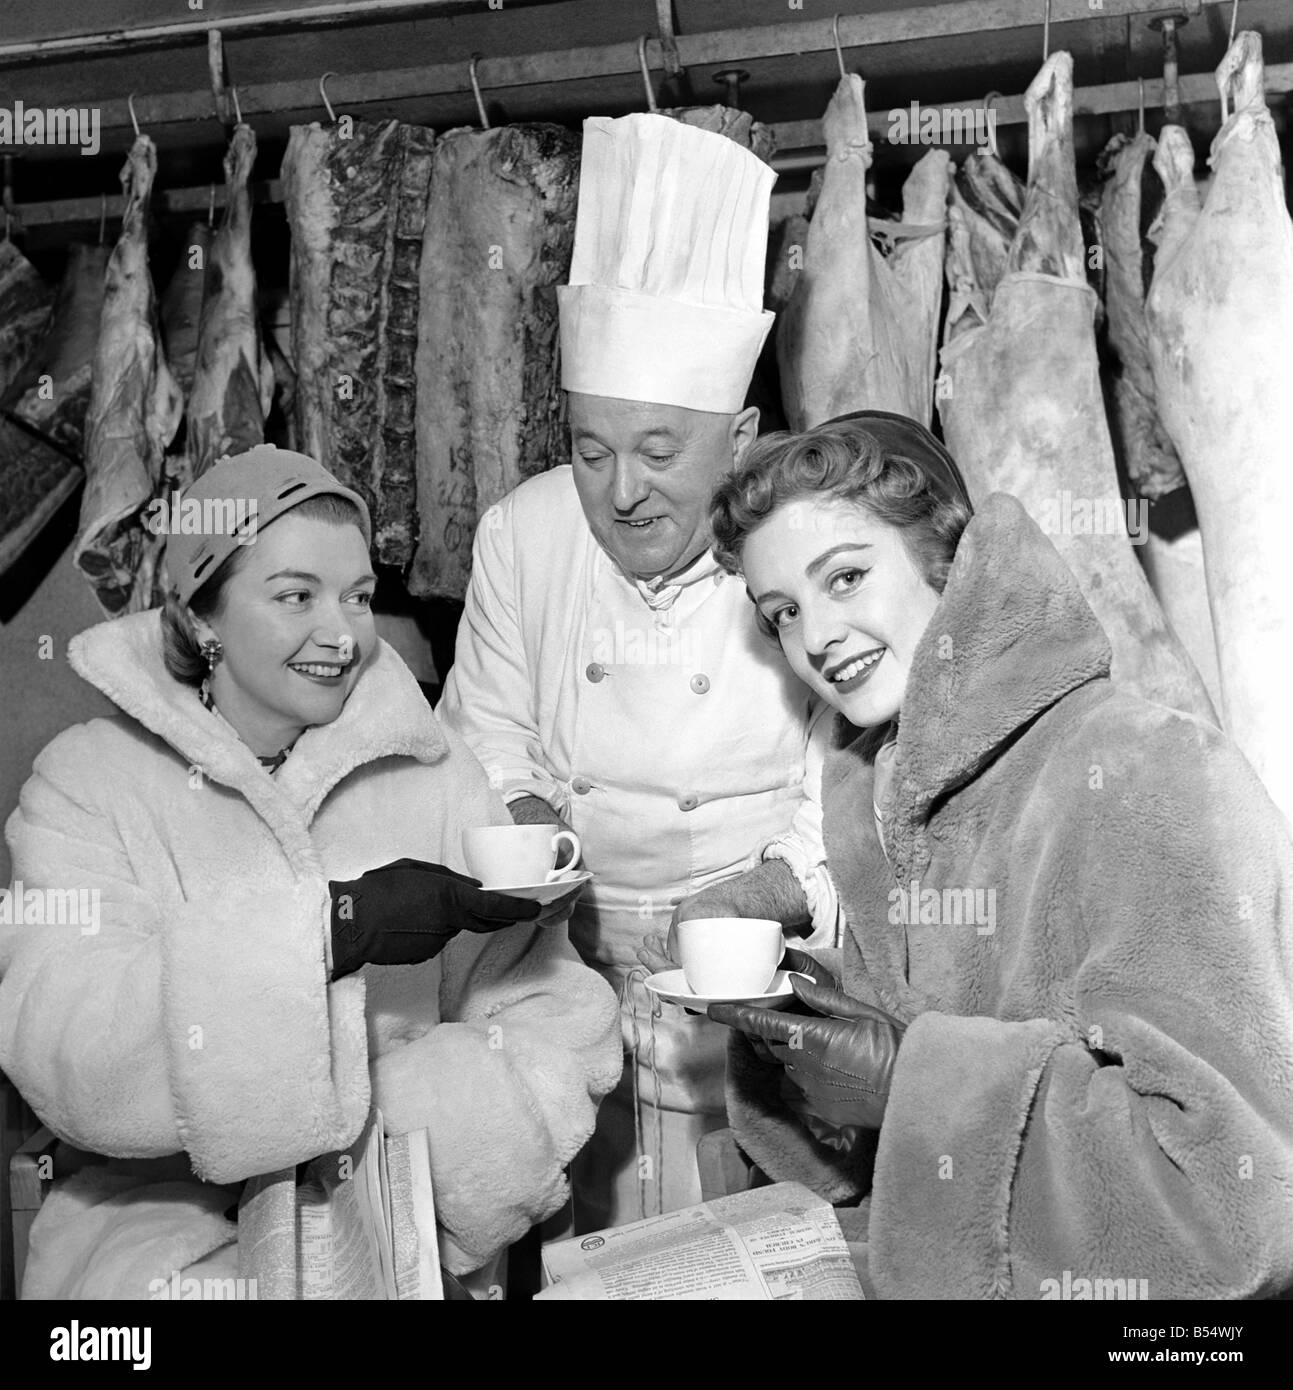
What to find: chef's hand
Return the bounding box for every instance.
[329,858,540,980]
[635,890,717,974]
[507,794,576,838]
[708,977,905,1134]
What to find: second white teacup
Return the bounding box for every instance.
[462,825,582,889]
[676,917,783,997]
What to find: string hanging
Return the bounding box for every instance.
[620,966,665,1223]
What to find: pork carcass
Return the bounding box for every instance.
[1145,32,1293,824]
[937,53,1215,722]
[3,242,108,456]
[409,123,579,601]
[187,125,274,478]
[283,118,435,566]
[74,135,183,616]
[0,240,53,394]
[777,74,951,430]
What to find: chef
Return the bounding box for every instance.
[438,113,827,1230]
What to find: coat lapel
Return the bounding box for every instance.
[825,493,1113,1014]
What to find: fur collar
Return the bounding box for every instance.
[826,492,1112,889]
[68,611,449,838]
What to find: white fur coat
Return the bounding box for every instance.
[0,611,622,1296]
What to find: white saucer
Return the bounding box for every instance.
[644,968,808,1011]
[486,869,593,905]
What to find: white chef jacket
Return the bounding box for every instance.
[438,467,831,1116]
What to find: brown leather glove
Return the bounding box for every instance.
[709,976,905,1135]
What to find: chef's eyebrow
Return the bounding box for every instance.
[264,569,377,586]
[571,427,685,444]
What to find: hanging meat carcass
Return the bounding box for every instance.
[0,244,109,576]
[660,105,775,162]
[1099,131,1187,499]
[187,124,274,478]
[777,74,950,431]
[74,135,183,616]
[0,240,54,394]
[1145,32,1293,826]
[937,52,1215,722]
[949,148,1024,320]
[1095,131,1221,712]
[408,123,579,601]
[283,118,435,566]
[160,221,214,402]
[3,242,108,456]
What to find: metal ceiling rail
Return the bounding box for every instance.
[0,1,527,63]
[11,58,1290,231]
[0,0,1225,139]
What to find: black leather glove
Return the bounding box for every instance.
[781,946,840,993]
[709,976,905,1135]
[328,857,540,980]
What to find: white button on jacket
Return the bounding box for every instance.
[439,468,817,1123]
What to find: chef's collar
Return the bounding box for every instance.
[628,548,722,611]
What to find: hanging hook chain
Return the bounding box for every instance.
[231,85,242,126]
[1228,0,1240,49]
[469,55,491,129]
[832,14,847,79]
[1043,0,1052,62]
[127,93,140,138]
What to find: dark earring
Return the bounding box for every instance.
[200,638,224,672]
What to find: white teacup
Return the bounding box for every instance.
[676,917,783,998]
[462,825,582,889]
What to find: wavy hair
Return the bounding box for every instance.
[709,418,972,757]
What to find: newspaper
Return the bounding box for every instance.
[537,1182,864,1300]
[295,1110,444,1300]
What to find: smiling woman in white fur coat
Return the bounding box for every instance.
[0,446,622,1300]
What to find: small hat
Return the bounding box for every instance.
[558,113,776,415]
[163,445,372,606]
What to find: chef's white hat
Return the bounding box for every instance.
[558,113,775,415]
